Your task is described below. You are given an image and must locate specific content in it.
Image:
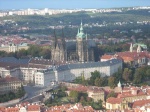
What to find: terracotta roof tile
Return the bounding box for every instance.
[107,97,122,104]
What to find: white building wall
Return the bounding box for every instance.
[44,71,55,86]
[34,70,55,86]
[56,60,122,82]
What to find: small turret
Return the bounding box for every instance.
[130,43,133,52]
[117,80,122,88]
[137,44,141,53]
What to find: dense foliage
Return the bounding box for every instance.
[0,85,25,103]
[44,86,103,110]
[0,10,150,39]
[0,45,51,59]
[74,66,150,88]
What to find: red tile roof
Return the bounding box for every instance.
[27,104,40,111]
[132,99,150,108]
[107,97,123,104]
[6,107,19,112]
[117,90,146,98]
[101,51,150,62]
[101,55,113,60]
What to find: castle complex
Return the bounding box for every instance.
[51,21,95,62]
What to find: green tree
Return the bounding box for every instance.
[16,49,28,58]
[94,77,100,86]
[94,77,105,87]
[108,76,116,88]
[90,70,101,85]
[133,69,143,84]
[146,69,150,80]
[113,67,123,82]
[27,45,42,57]
[122,68,132,81]
[69,90,79,102]
[106,91,116,99]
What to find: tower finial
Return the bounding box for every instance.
[80,19,83,33]
[53,28,57,48]
[81,18,82,26]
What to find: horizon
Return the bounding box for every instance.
[0,0,150,10]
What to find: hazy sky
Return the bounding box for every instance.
[0,0,150,10]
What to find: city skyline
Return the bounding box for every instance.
[0,0,150,10]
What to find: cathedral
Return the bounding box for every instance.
[51,21,95,62]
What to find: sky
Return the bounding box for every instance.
[0,0,150,10]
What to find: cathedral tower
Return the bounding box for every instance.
[51,29,66,62]
[76,21,88,62]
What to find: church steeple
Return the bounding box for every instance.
[80,20,84,33]
[76,20,88,62]
[61,28,65,49]
[130,43,133,52]
[76,20,86,39]
[137,44,141,53]
[51,29,66,62]
[117,80,121,87]
[53,29,57,48]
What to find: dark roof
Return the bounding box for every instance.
[0,76,21,83]
[0,57,18,63]
[19,58,30,64]
[29,58,69,66]
[0,57,29,69]
[0,57,30,64]
[0,62,20,70]
[29,58,52,65]
[55,59,122,72]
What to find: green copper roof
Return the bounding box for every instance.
[133,43,147,49]
[76,21,86,38]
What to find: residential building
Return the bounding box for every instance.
[117,86,147,103]
[101,43,150,67]
[105,82,150,111]
[0,76,22,94]
[0,103,96,112]
[0,57,122,86]
[54,59,122,82]
[34,69,55,86]
[61,82,105,102]
[106,97,129,110]
[0,43,29,52]
[87,86,105,102]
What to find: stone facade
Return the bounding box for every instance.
[0,76,22,94]
[0,57,122,87]
[0,43,29,52]
[51,21,95,62]
[54,59,122,82]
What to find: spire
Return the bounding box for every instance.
[61,28,65,49]
[53,29,57,48]
[137,44,141,53]
[130,43,133,52]
[117,80,121,87]
[81,19,83,26]
[80,20,83,33]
